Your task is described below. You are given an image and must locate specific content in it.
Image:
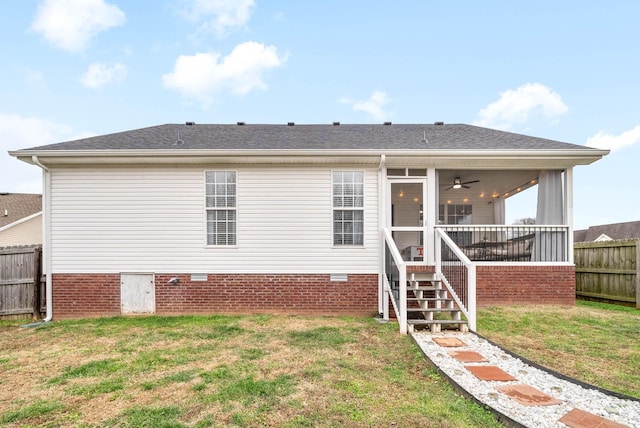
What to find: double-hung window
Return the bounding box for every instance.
[205,171,236,246]
[332,171,364,246]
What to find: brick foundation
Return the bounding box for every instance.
[407,265,436,274]
[51,273,379,319]
[51,266,575,319]
[52,274,121,319]
[476,265,575,306]
[404,264,575,307]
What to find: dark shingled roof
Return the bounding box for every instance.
[19,123,591,152]
[0,193,42,228]
[574,221,640,242]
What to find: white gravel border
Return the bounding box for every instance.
[412,332,640,428]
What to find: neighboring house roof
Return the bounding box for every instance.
[574,220,640,242]
[15,123,596,152]
[573,229,588,243]
[0,193,42,229]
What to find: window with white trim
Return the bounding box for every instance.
[332,171,364,246]
[205,171,236,246]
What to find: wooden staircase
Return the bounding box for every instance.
[405,272,468,333]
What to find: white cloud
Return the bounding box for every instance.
[474,83,568,130]
[81,62,127,88]
[162,41,286,107]
[585,125,640,152]
[0,114,76,193]
[341,91,391,122]
[0,114,72,150]
[180,0,255,37]
[31,0,126,53]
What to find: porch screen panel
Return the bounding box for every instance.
[332,171,364,246]
[206,171,236,245]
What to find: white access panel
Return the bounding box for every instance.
[120,273,155,314]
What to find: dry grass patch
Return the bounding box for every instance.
[0,315,499,427]
[477,301,640,398]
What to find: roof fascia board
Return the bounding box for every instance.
[11,157,605,170]
[10,148,610,157]
[10,148,609,165]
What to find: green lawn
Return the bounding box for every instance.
[0,315,500,427]
[477,300,640,399]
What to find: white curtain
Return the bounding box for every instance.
[533,170,565,261]
[493,196,506,241]
[536,170,564,224]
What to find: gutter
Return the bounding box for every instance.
[9,148,609,171]
[9,147,611,159]
[31,155,52,323]
[377,155,386,315]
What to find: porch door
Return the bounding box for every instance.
[388,179,427,262]
[121,273,155,314]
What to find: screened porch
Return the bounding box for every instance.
[387,168,573,265]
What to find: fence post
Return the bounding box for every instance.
[636,240,640,310]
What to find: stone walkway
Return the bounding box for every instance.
[412,332,640,428]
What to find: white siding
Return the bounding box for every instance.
[50,167,379,274]
[469,197,495,224]
[438,195,496,224]
[0,214,42,246]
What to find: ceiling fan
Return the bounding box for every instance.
[443,177,480,190]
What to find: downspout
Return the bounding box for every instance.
[377,154,386,315]
[32,155,52,323]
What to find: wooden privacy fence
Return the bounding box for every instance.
[574,240,640,309]
[0,245,44,319]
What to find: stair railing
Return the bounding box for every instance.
[382,228,407,334]
[435,227,477,331]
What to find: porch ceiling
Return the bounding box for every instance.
[438,170,540,200]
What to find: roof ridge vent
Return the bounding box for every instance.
[434,121,444,125]
[383,121,392,125]
[237,121,245,126]
[287,122,295,126]
[333,121,340,126]
[185,121,195,126]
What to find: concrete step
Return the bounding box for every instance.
[407,319,470,333]
[407,319,468,325]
